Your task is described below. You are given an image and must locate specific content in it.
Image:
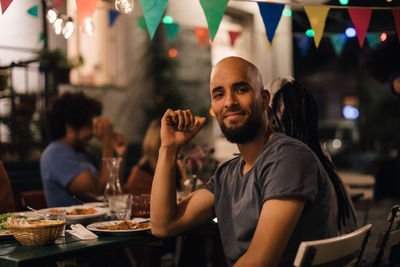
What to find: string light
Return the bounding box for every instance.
[84,18,94,36]
[54,18,63,35]
[115,0,134,14]
[47,8,58,23]
[339,0,349,5]
[63,18,74,39]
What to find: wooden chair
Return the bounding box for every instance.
[293,224,372,267]
[17,190,47,211]
[373,205,400,267]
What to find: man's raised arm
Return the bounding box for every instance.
[150,109,214,237]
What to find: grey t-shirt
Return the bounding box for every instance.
[204,133,338,266]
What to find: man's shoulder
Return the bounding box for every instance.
[41,141,74,162]
[265,132,312,154]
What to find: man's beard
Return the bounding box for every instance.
[219,112,263,144]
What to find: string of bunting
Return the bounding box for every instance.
[1,0,399,55]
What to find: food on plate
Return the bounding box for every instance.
[49,207,98,215]
[49,209,65,214]
[67,207,97,215]
[96,220,150,231]
[0,213,15,229]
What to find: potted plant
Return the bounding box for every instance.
[37,48,83,84]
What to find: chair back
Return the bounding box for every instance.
[374,205,400,267]
[293,224,372,267]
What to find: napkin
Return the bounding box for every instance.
[66,224,98,240]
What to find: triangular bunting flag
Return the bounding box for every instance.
[195,27,209,46]
[366,33,380,48]
[348,8,372,47]
[109,10,120,27]
[27,5,39,17]
[140,0,168,39]
[75,0,101,32]
[166,23,179,42]
[296,36,312,56]
[54,0,65,10]
[392,9,400,43]
[257,2,285,44]
[137,17,146,31]
[329,34,347,56]
[199,0,229,41]
[1,0,13,14]
[304,6,330,48]
[228,31,241,47]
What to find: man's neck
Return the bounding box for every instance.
[59,137,76,151]
[238,127,274,175]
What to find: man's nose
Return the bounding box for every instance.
[224,91,238,108]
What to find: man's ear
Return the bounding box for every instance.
[262,89,270,109]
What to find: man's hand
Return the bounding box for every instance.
[92,117,114,157]
[161,109,206,150]
[113,132,128,157]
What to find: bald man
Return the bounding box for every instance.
[150,57,339,267]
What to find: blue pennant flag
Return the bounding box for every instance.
[109,10,120,27]
[330,34,347,56]
[296,35,312,56]
[258,2,285,44]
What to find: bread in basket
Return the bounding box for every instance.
[7,217,65,246]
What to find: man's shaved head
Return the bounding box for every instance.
[211,56,264,94]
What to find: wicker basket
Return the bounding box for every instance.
[8,219,65,246]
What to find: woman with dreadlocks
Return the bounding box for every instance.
[267,78,358,234]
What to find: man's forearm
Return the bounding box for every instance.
[150,146,180,237]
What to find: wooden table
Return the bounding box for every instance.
[0,231,158,267]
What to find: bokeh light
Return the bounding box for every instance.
[345,27,356,38]
[162,16,173,24]
[305,29,314,37]
[168,48,178,58]
[282,8,292,17]
[339,0,349,5]
[380,32,387,42]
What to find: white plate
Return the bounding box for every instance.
[38,206,109,222]
[83,202,108,208]
[86,218,151,235]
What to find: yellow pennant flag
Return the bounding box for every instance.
[304,6,330,48]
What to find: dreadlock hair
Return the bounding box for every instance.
[270,80,357,231]
[45,92,102,141]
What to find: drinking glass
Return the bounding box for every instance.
[108,194,132,220]
[44,210,67,236]
[132,194,150,218]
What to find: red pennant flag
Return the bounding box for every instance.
[348,8,372,47]
[54,0,65,10]
[195,27,209,46]
[228,31,242,47]
[392,9,400,43]
[1,0,13,14]
[76,0,101,32]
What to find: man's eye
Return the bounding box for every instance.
[237,88,248,93]
[214,93,224,99]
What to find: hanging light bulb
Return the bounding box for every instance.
[54,18,63,35]
[84,18,95,36]
[63,18,74,39]
[47,8,58,24]
[115,0,134,14]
